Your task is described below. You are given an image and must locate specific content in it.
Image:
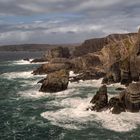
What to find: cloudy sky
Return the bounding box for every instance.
[0,0,140,45]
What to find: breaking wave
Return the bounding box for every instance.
[41,94,140,132]
[12,59,47,65]
[1,71,46,80]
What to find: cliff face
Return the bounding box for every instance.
[71,53,102,73]
[100,34,137,71]
[100,29,140,85]
[33,29,140,85]
[73,33,137,57]
[130,29,140,81]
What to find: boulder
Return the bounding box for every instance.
[88,85,108,112]
[39,69,69,93]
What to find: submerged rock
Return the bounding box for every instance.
[88,85,108,112]
[39,69,69,93]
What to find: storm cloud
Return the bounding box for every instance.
[0,0,140,45]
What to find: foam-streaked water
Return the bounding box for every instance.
[0,59,140,140]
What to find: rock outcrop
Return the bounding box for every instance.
[108,92,126,114]
[33,31,138,83]
[44,46,71,60]
[31,46,71,63]
[32,63,71,75]
[100,34,137,85]
[31,58,47,63]
[71,53,102,73]
[88,85,108,112]
[39,69,69,92]
[130,28,140,82]
[89,83,140,114]
[125,83,140,112]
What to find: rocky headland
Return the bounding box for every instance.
[32,28,140,114]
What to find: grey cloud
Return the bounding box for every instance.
[0,0,140,45]
[0,0,139,16]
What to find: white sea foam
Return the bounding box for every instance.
[107,82,126,89]
[19,89,47,99]
[41,94,140,132]
[2,71,33,79]
[1,71,46,80]
[12,59,31,65]
[12,59,48,65]
[7,67,136,133]
[93,111,140,132]
[69,71,80,77]
[69,78,103,88]
[19,87,77,99]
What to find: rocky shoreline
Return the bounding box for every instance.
[30,28,140,114]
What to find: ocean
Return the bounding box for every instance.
[0,52,140,140]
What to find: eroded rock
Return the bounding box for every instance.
[39,69,69,93]
[32,63,71,75]
[125,83,140,112]
[88,85,108,112]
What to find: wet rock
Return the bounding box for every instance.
[23,58,30,61]
[125,83,140,112]
[108,96,126,114]
[102,74,115,85]
[37,78,46,84]
[39,69,69,93]
[31,58,47,63]
[89,85,108,112]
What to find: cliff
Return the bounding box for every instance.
[73,33,137,57]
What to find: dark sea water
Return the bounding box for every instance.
[0,52,140,140]
[0,51,43,61]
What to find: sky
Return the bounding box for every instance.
[0,0,140,45]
